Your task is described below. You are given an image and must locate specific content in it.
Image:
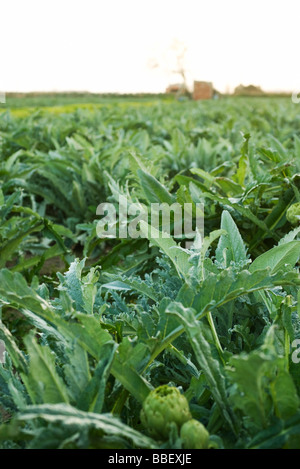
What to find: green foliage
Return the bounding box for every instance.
[0,96,300,449]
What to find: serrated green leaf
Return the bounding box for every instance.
[249,241,300,274]
[22,331,69,405]
[166,302,237,433]
[139,221,190,281]
[215,210,247,267]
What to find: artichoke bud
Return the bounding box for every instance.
[140,385,192,439]
[286,203,300,225]
[180,419,210,449]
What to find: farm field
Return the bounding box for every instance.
[0,95,300,449]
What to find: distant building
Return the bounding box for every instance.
[193,81,214,100]
[234,84,265,96]
[166,83,187,95]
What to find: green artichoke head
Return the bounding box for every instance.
[286,203,300,225]
[140,385,192,440]
[180,418,210,449]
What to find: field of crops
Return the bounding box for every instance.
[0,96,300,449]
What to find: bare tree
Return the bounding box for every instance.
[148,39,190,97]
[169,39,188,94]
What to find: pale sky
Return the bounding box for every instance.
[0,0,299,94]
